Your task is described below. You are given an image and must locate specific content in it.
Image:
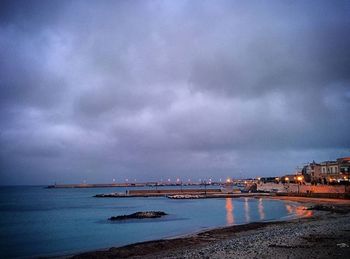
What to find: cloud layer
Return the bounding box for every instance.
[1,0,350,184]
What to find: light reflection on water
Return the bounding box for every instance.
[258,198,265,220]
[225,198,312,225]
[285,204,294,214]
[225,198,234,225]
[285,203,313,218]
[244,197,250,223]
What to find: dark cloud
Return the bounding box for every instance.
[0,0,350,185]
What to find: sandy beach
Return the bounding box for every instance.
[73,197,350,259]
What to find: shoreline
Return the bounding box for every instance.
[71,196,350,259]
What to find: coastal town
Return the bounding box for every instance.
[265,156,350,185]
[50,156,350,199]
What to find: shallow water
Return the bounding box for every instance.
[0,186,306,258]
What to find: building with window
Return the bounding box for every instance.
[338,157,350,180]
[302,161,322,183]
[302,157,350,184]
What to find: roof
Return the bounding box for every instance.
[339,157,350,161]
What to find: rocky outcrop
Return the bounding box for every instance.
[109,211,167,221]
[307,205,350,214]
[167,194,204,199]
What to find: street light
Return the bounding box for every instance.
[296,176,303,194]
[125,178,128,195]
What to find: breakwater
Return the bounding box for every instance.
[94,188,273,199]
[95,188,222,197]
[47,183,146,188]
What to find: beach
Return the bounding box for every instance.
[73,197,350,259]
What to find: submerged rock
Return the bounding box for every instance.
[307,205,349,214]
[109,211,167,221]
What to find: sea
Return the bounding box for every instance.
[0,186,306,258]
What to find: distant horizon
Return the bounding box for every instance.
[3,152,350,187]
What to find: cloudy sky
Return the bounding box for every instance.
[1,0,349,185]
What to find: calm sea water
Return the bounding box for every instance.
[0,186,306,258]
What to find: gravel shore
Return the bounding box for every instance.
[73,197,350,259]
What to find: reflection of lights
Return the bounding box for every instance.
[285,204,294,214]
[285,204,313,218]
[258,198,265,220]
[225,198,234,225]
[295,206,313,218]
[244,198,250,222]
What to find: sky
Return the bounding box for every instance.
[0,0,350,185]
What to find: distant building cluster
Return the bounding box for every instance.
[301,157,350,184]
[257,157,350,185]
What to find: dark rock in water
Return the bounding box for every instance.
[307,205,349,214]
[109,211,167,221]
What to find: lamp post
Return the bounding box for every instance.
[204,180,207,197]
[297,176,303,194]
[125,178,128,195]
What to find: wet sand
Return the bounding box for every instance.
[72,197,350,259]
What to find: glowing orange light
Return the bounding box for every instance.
[225,198,234,225]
